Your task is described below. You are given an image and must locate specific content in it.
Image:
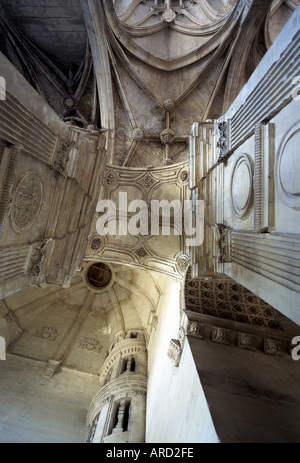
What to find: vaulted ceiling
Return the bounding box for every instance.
[0,0,299,379]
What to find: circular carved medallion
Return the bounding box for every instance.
[12,172,43,230]
[275,121,300,209]
[231,154,253,218]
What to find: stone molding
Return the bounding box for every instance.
[185,311,293,357]
[0,145,21,237]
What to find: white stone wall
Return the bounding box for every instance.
[0,355,100,443]
[146,279,219,443]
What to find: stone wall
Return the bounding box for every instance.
[0,355,100,443]
[146,277,219,443]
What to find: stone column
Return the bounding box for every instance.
[86,330,147,443]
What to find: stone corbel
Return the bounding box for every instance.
[25,240,49,277]
[215,224,231,264]
[43,359,62,379]
[167,339,182,367]
[52,137,75,177]
[167,325,186,367]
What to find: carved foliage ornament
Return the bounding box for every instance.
[52,139,75,177]
[216,121,229,163]
[12,172,43,231]
[80,337,103,354]
[26,241,48,277]
[33,327,58,342]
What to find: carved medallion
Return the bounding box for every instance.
[264,338,281,355]
[212,327,230,345]
[275,121,300,209]
[12,172,43,231]
[79,337,102,354]
[90,237,102,252]
[33,327,58,342]
[238,332,255,351]
[230,154,254,218]
[142,174,154,188]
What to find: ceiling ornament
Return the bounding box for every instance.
[106,0,240,70]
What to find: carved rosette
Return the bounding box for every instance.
[11,172,43,231]
[135,247,148,261]
[142,173,154,188]
[162,8,176,23]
